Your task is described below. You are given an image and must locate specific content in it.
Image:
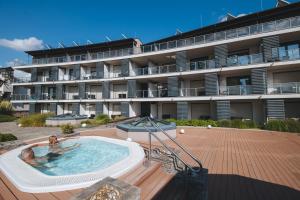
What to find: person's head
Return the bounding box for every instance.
[49,135,59,145]
[21,148,35,160]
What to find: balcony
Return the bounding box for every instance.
[81,72,98,80]
[63,93,80,100]
[84,92,102,99]
[112,92,127,99]
[141,16,300,53]
[220,85,253,95]
[227,53,263,67]
[272,48,300,61]
[189,60,216,70]
[179,87,205,97]
[28,16,300,66]
[269,82,300,94]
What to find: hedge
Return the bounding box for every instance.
[0,114,16,122]
[18,113,54,127]
[0,133,17,142]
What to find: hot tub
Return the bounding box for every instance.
[46,113,88,126]
[0,136,144,193]
[116,117,176,142]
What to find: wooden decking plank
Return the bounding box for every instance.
[0,172,37,200]
[0,178,17,200]
[50,191,74,200]
[33,193,59,200]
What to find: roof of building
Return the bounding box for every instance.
[144,1,300,45]
[25,38,139,57]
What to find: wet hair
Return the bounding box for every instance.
[21,148,35,159]
[49,135,59,146]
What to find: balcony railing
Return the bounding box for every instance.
[136,90,149,98]
[81,72,98,80]
[272,48,300,61]
[220,85,253,95]
[141,16,300,53]
[269,82,300,94]
[189,60,216,70]
[63,93,80,100]
[179,87,205,97]
[227,53,264,67]
[28,16,300,66]
[112,92,127,99]
[83,92,102,99]
[151,64,177,74]
[13,77,31,83]
[134,67,149,76]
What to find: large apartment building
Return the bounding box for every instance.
[11,1,300,124]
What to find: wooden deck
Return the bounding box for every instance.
[1,127,300,200]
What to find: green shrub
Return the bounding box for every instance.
[0,101,13,115]
[61,124,74,134]
[216,120,231,127]
[18,113,54,127]
[0,114,16,122]
[264,119,300,133]
[166,119,217,127]
[95,114,110,123]
[0,133,17,142]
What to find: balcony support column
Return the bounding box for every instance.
[176,51,187,72]
[177,102,189,120]
[214,44,228,67]
[168,76,179,97]
[216,100,231,120]
[95,102,103,115]
[50,103,57,114]
[251,67,267,94]
[96,62,105,79]
[127,80,136,98]
[262,35,280,62]
[205,73,219,96]
[266,99,285,120]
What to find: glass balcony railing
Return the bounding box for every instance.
[272,48,300,61]
[227,53,263,67]
[220,85,253,95]
[141,16,300,53]
[179,87,206,97]
[269,82,300,94]
[84,92,102,99]
[189,60,216,70]
[112,92,127,99]
[136,90,149,98]
[28,16,300,66]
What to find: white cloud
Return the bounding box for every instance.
[0,37,44,51]
[6,58,25,67]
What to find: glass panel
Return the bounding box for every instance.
[205,34,214,42]
[195,35,204,44]
[226,29,237,39]
[237,27,249,37]
[168,41,176,48]
[278,47,287,60]
[291,16,300,27]
[238,55,249,65]
[249,24,262,34]
[276,19,290,30]
[262,21,276,32]
[215,31,225,40]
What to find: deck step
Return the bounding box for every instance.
[119,159,161,186]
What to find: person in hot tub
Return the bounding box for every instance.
[48,135,80,154]
[20,136,79,167]
[20,147,61,168]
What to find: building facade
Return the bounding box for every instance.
[11,2,300,123]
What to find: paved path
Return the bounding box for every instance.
[0,122,61,141]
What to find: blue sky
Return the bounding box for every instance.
[0,0,299,67]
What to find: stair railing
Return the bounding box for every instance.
[143,117,203,174]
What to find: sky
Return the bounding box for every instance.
[0,0,299,67]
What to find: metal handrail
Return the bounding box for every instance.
[143,117,203,174]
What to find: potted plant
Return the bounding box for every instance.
[60,124,79,137]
